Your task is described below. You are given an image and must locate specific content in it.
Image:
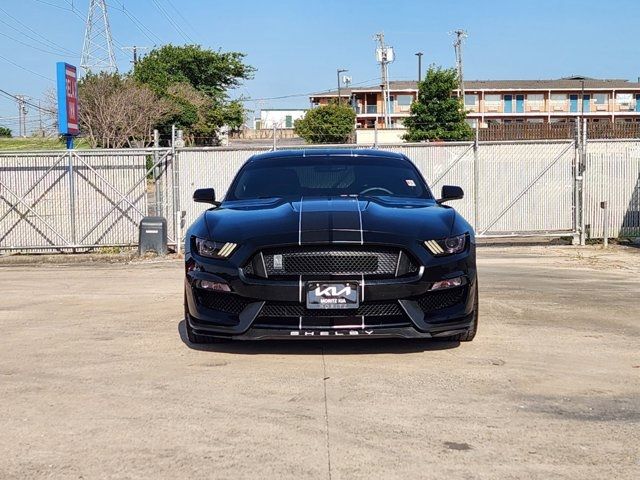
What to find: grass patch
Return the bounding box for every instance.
[0,137,92,151]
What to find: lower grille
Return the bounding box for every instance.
[417,286,466,313]
[259,301,404,318]
[254,301,411,330]
[195,289,253,315]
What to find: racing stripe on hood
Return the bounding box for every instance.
[298,196,362,244]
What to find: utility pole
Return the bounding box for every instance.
[374,32,394,128]
[123,45,149,66]
[81,0,117,73]
[415,52,423,83]
[15,95,28,137]
[337,68,348,105]
[38,100,43,136]
[451,29,468,99]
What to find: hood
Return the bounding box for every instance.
[204,196,455,245]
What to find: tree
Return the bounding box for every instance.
[79,72,174,148]
[403,66,473,142]
[294,102,356,144]
[133,45,254,145]
[0,126,11,138]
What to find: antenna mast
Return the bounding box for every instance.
[374,33,394,128]
[81,0,117,74]
[451,29,467,99]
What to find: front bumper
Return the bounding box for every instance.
[185,244,477,340]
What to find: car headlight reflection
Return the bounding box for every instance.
[424,234,467,256]
[194,237,237,259]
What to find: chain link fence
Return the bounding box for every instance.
[1,138,639,253]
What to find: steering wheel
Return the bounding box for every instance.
[359,187,393,195]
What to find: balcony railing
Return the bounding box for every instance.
[366,105,378,114]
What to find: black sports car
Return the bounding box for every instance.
[184,149,477,343]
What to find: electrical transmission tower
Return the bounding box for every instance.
[451,29,468,99]
[81,0,117,74]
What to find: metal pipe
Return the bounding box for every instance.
[601,200,609,248]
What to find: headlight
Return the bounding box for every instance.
[424,234,467,256]
[193,237,237,258]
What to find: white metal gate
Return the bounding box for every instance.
[0,148,175,251]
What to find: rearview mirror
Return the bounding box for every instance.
[437,185,464,204]
[193,188,219,206]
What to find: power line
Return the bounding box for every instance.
[0,5,78,56]
[150,0,193,43]
[164,0,198,39]
[106,0,162,44]
[0,30,68,57]
[239,77,384,103]
[0,89,56,114]
[0,53,55,82]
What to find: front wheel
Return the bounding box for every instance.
[447,283,478,342]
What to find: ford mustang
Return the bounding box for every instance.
[184,149,478,343]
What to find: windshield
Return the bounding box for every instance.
[227,155,432,200]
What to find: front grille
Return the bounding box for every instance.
[253,300,411,330]
[245,246,418,278]
[195,289,253,315]
[259,301,404,317]
[417,286,466,313]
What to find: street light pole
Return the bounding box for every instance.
[337,68,348,105]
[415,52,423,83]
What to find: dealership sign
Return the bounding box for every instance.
[56,62,79,136]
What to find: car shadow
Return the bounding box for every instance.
[177,320,460,355]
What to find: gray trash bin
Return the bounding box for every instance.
[139,216,167,255]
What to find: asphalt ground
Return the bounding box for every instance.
[0,245,639,479]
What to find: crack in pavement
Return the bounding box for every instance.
[321,346,332,480]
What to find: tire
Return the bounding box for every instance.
[184,290,225,344]
[447,283,478,342]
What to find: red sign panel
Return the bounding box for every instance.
[64,65,78,134]
[56,62,79,136]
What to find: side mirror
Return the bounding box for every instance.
[437,185,464,204]
[193,188,220,206]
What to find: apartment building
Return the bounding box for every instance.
[310,76,640,128]
[310,81,417,128]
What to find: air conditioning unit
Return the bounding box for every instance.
[553,105,564,111]
[596,105,608,111]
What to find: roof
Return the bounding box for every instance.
[311,78,640,97]
[247,148,407,163]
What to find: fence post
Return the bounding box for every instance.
[67,150,77,251]
[153,129,161,217]
[272,124,277,151]
[171,124,181,253]
[572,120,581,245]
[601,201,609,248]
[579,118,587,246]
[473,130,480,233]
[374,122,378,148]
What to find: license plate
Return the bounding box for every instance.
[306,281,359,309]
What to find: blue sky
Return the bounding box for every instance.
[1,0,640,133]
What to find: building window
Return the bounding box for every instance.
[617,93,633,103]
[397,94,413,106]
[527,94,544,111]
[464,94,478,106]
[466,118,478,128]
[594,93,609,104]
[550,94,567,111]
[485,94,501,104]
